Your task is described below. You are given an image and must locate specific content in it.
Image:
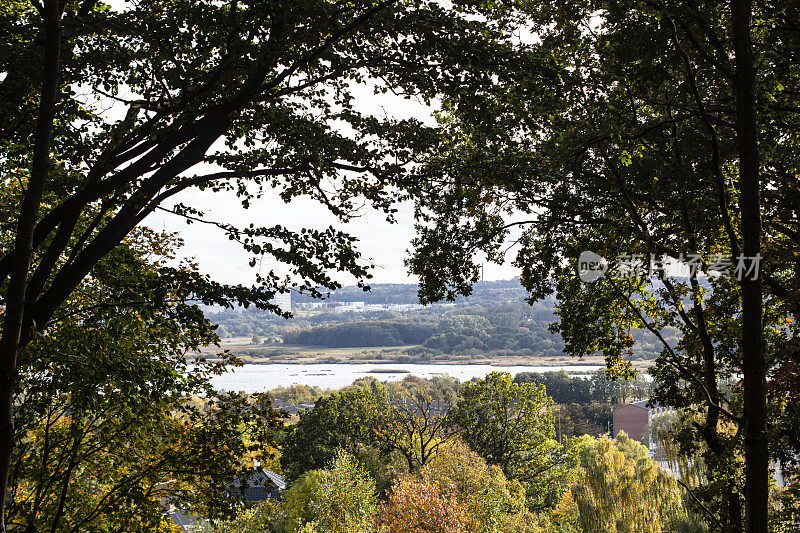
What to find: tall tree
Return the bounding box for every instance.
[6,229,286,531]
[425,439,526,533]
[378,466,468,533]
[381,386,459,472]
[283,450,378,533]
[728,1,767,529]
[280,388,392,482]
[407,1,800,530]
[450,372,565,510]
[0,0,534,527]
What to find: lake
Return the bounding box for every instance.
[208,363,604,393]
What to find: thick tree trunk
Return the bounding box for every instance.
[0,2,61,530]
[729,1,768,532]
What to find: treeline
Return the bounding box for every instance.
[278,303,567,355]
[211,299,678,360]
[514,370,651,438]
[268,371,650,442]
[514,370,651,405]
[209,309,410,340]
[283,321,436,347]
[279,304,674,360]
[415,311,564,357]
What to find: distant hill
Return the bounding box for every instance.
[203,278,676,360]
[290,279,536,305]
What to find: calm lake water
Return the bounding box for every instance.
[208,363,604,393]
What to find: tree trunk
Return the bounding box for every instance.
[0,2,62,530]
[730,1,768,532]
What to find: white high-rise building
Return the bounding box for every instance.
[272,292,291,313]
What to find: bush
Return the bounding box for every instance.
[214,501,284,533]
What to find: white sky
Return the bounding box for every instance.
[143,85,520,286]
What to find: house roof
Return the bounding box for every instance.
[229,468,287,502]
[168,509,204,531]
[619,399,670,410]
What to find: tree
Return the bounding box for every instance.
[381,386,459,472]
[0,0,533,527]
[283,451,378,533]
[269,384,331,406]
[514,371,593,406]
[406,1,800,530]
[281,378,461,483]
[656,408,746,532]
[280,388,392,481]
[513,369,651,406]
[284,470,325,533]
[498,491,581,533]
[425,439,526,533]
[214,501,284,533]
[450,372,565,510]
[570,434,686,533]
[6,230,286,531]
[378,466,468,533]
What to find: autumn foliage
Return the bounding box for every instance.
[379,466,468,533]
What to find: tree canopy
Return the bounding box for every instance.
[0,0,541,527]
[450,372,570,510]
[406,1,800,529]
[7,229,286,531]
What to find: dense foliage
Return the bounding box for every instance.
[8,231,286,531]
[280,387,392,482]
[216,373,713,533]
[284,451,378,533]
[283,321,436,348]
[3,0,798,530]
[514,370,650,406]
[571,434,686,533]
[404,0,800,529]
[0,1,540,528]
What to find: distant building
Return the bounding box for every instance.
[167,468,286,531]
[271,292,291,313]
[387,303,423,312]
[612,400,674,447]
[337,301,365,312]
[272,398,315,415]
[229,468,286,502]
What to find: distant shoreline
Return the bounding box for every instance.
[193,338,654,371]
[199,359,609,368]
[192,352,651,371]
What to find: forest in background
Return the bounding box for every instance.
[207,282,679,360]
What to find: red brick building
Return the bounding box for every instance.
[612,400,674,447]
